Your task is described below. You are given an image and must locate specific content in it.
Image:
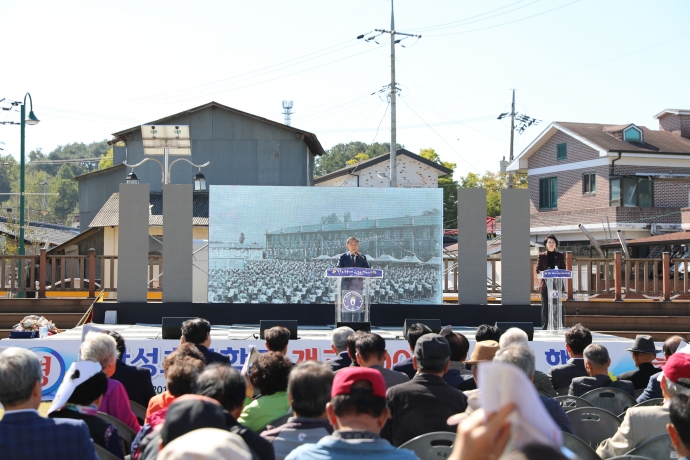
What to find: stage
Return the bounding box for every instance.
[1,323,642,400]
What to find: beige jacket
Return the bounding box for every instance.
[596,405,669,459]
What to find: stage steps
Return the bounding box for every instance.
[0,298,93,339]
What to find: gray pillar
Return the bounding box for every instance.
[117,183,150,302]
[457,188,487,305]
[500,188,531,305]
[163,184,193,303]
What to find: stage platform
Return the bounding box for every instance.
[1,323,642,400]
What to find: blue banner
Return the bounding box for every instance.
[541,269,572,279]
[325,267,384,278]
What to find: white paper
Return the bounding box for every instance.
[478,361,562,450]
[241,345,260,376]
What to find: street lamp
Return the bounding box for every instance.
[19,93,40,256]
[125,170,140,185]
[193,169,207,191]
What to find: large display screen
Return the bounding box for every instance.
[208,186,444,304]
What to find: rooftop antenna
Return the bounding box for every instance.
[282,100,294,126]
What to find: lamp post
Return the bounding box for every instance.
[124,158,210,189]
[19,93,40,256]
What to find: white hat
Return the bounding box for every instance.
[48,360,103,414]
[158,428,252,460]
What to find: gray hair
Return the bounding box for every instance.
[494,345,536,379]
[332,326,354,352]
[665,375,690,398]
[499,328,529,349]
[346,236,358,244]
[80,331,117,369]
[0,347,42,406]
[288,361,334,418]
[583,344,609,367]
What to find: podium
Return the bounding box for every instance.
[538,268,572,331]
[325,267,383,324]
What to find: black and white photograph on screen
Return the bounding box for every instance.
[208,186,444,304]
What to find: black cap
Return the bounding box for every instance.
[414,333,451,361]
[160,396,227,446]
[625,335,662,354]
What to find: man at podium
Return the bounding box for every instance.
[336,237,370,269]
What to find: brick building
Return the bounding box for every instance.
[507,109,690,255]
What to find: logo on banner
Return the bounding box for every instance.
[30,347,66,395]
[342,291,364,312]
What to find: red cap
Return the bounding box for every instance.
[663,352,690,384]
[331,367,386,399]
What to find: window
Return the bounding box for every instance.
[539,177,558,209]
[623,126,642,143]
[556,143,567,161]
[583,173,596,194]
[610,176,653,207]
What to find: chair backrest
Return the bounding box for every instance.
[397,431,456,460]
[634,388,645,399]
[561,431,602,460]
[581,387,636,415]
[538,390,553,398]
[605,456,654,460]
[97,411,136,454]
[633,398,664,408]
[556,386,570,396]
[554,395,593,411]
[566,407,622,448]
[94,444,122,460]
[130,400,147,423]
[627,434,675,459]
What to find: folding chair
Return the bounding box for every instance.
[398,431,455,460]
[632,398,663,408]
[605,456,653,460]
[626,434,676,459]
[94,444,122,460]
[581,387,636,416]
[556,386,570,396]
[554,395,593,411]
[97,412,136,455]
[129,400,146,424]
[634,388,645,399]
[566,407,622,448]
[561,431,601,460]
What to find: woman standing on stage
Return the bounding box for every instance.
[536,234,565,330]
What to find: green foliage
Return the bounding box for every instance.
[49,179,79,224]
[28,140,109,177]
[99,148,114,169]
[459,171,528,217]
[419,148,458,226]
[314,142,402,177]
[345,153,369,165]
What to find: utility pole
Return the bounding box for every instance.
[373,0,421,188]
[508,89,516,188]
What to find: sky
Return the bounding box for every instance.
[1,0,689,181]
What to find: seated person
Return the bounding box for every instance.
[355,333,409,389]
[239,352,292,432]
[569,344,635,397]
[638,335,685,403]
[49,361,124,459]
[328,327,354,371]
[181,318,230,365]
[104,330,156,409]
[547,324,592,392]
[616,334,661,390]
[498,327,556,397]
[667,394,690,460]
[441,330,475,391]
[265,326,291,355]
[261,361,334,460]
[475,324,502,342]
[392,323,432,379]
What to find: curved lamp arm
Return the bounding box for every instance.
[124,158,164,185]
[168,159,210,178]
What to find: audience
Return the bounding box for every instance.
[265,326,291,355]
[441,331,475,391]
[181,318,231,365]
[392,323,433,379]
[547,324,592,391]
[493,345,574,434]
[158,428,252,460]
[355,333,409,389]
[569,343,634,397]
[145,343,206,422]
[48,360,124,459]
[384,333,469,446]
[0,347,98,460]
[262,361,334,460]
[638,335,685,403]
[345,330,365,368]
[104,330,156,409]
[597,351,690,458]
[616,334,662,390]
[464,340,500,407]
[195,364,275,460]
[80,331,141,432]
[498,327,556,397]
[328,326,354,371]
[239,351,292,432]
[475,324,502,342]
[668,394,690,460]
[285,367,418,460]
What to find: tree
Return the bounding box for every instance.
[419,148,458,227]
[345,153,369,165]
[49,178,79,224]
[314,142,403,177]
[99,147,113,169]
[459,171,528,217]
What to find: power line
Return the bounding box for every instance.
[410,0,541,32]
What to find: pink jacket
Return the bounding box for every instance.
[100,378,141,433]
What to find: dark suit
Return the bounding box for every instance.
[617,361,660,390]
[111,359,156,408]
[548,358,588,391]
[328,351,352,372]
[569,374,635,398]
[443,369,476,391]
[197,344,231,366]
[536,250,566,328]
[336,252,370,269]
[539,395,575,435]
[392,357,416,380]
[370,364,409,389]
[636,371,663,404]
[383,374,469,447]
[0,410,98,460]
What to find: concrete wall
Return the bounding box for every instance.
[316,156,442,188]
